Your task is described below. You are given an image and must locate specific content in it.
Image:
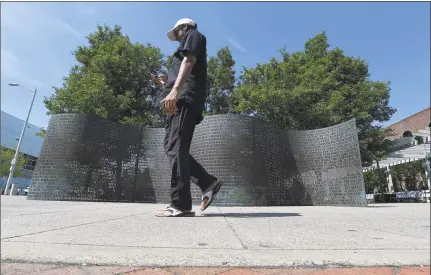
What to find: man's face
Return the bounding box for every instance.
[174,25,187,41]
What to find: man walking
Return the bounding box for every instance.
[153,18,223,217]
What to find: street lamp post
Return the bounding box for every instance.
[4,83,37,195]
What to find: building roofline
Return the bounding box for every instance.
[1,110,43,129]
[386,107,430,129]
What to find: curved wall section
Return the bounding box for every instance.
[28,114,366,206]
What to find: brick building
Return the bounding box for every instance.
[387,107,430,140]
[365,107,431,196]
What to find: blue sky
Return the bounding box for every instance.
[1,2,429,129]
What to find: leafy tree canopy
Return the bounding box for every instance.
[232,32,396,166]
[206,46,236,115]
[44,24,166,127]
[35,128,46,139]
[43,26,397,166]
[0,147,27,178]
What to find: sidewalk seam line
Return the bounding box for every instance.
[6,207,119,217]
[1,211,154,241]
[217,207,249,250]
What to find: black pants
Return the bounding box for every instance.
[164,103,216,211]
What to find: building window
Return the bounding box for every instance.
[31,160,36,167]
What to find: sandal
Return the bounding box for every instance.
[155,206,195,217]
[200,180,224,212]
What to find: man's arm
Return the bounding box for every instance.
[173,54,196,89]
[161,30,202,114]
[172,30,202,90]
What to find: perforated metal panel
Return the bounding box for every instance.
[28,114,366,206]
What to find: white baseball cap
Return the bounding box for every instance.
[167,18,197,41]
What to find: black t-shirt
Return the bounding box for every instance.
[162,29,207,116]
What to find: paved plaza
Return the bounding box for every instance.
[1,196,430,274]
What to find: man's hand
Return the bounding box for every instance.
[151,74,167,87]
[161,87,180,114]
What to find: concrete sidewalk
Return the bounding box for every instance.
[1,196,430,270]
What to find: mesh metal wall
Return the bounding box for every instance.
[28,113,366,206]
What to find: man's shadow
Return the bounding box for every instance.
[199,212,302,218]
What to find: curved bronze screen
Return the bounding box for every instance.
[28,114,366,206]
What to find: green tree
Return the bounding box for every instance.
[232,32,396,166]
[166,55,174,71]
[363,170,379,194]
[43,24,168,200]
[0,147,27,178]
[44,24,166,127]
[35,128,46,139]
[391,160,428,191]
[206,46,236,114]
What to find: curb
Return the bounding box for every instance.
[1,262,429,274]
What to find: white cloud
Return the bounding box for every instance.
[1,47,44,87]
[25,78,45,88]
[1,3,82,38]
[54,20,82,38]
[1,48,19,62]
[0,3,88,88]
[228,38,248,53]
[1,48,20,78]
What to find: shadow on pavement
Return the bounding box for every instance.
[200,212,302,218]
